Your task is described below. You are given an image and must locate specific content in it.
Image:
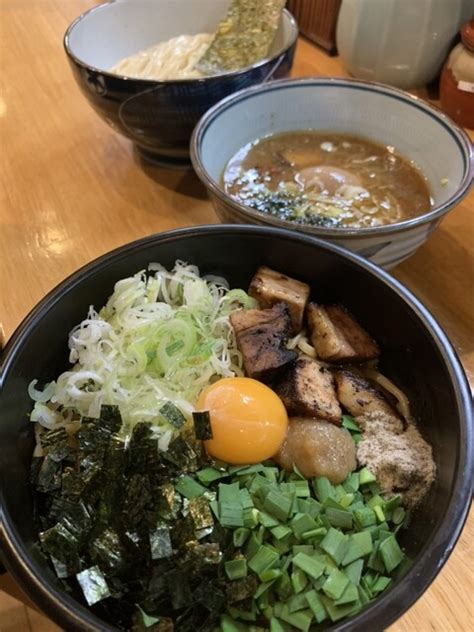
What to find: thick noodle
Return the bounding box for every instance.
[110,34,213,80]
[363,369,412,420]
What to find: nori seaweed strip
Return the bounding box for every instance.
[99,404,123,433]
[196,0,286,75]
[89,528,127,574]
[76,565,111,605]
[160,402,186,429]
[121,474,152,529]
[155,482,182,521]
[36,456,62,493]
[30,456,43,485]
[192,411,213,440]
[95,435,126,528]
[166,569,192,610]
[188,497,214,531]
[40,427,71,462]
[192,578,226,612]
[161,436,199,473]
[76,422,110,457]
[39,522,80,568]
[149,524,173,560]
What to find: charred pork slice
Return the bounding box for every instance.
[248,266,310,334]
[334,370,401,424]
[230,303,297,383]
[275,358,342,424]
[307,303,380,363]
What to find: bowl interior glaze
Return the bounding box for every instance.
[1,226,472,632]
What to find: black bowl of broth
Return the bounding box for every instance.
[191,78,473,268]
[0,225,473,631]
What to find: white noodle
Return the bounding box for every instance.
[110,33,213,80]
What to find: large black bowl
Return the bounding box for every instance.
[64,0,297,167]
[0,225,472,631]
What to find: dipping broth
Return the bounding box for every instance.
[223,132,432,229]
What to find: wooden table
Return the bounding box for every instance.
[1,2,473,630]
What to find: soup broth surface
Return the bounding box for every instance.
[223,132,432,228]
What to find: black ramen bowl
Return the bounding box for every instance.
[0,225,472,631]
[64,0,298,167]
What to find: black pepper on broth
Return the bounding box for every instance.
[222,132,432,229]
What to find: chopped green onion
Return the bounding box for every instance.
[290,513,318,539]
[175,475,206,499]
[342,415,360,432]
[359,468,377,485]
[271,525,292,540]
[196,467,225,486]
[371,575,392,594]
[278,605,313,632]
[291,569,308,593]
[325,507,353,529]
[374,505,386,523]
[345,559,364,586]
[392,507,406,524]
[320,595,361,623]
[270,618,289,632]
[334,581,359,605]
[260,568,282,583]
[313,477,333,502]
[292,552,325,581]
[243,507,259,529]
[305,589,327,623]
[341,531,373,566]
[218,482,241,503]
[225,558,248,580]
[259,511,280,528]
[262,489,293,522]
[301,527,327,542]
[322,569,349,600]
[220,614,247,632]
[248,545,280,574]
[353,507,377,529]
[379,535,404,572]
[219,502,244,528]
[293,480,310,497]
[288,592,309,613]
[231,528,249,549]
[320,527,349,565]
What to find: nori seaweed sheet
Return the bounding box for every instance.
[196,0,286,75]
[30,409,231,631]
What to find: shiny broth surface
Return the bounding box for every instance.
[222,132,432,229]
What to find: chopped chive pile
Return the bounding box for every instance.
[31,409,410,631]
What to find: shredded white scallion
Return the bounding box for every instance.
[29,261,257,439]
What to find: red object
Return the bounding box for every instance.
[440,20,474,129]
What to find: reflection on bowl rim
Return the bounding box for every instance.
[191,77,474,239]
[63,1,299,85]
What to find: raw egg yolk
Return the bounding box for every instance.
[197,377,288,465]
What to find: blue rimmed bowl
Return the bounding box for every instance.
[64,0,298,167]
[191,77,473,268]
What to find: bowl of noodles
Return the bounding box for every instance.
[0,225,472,631]
[64,0,298,167]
